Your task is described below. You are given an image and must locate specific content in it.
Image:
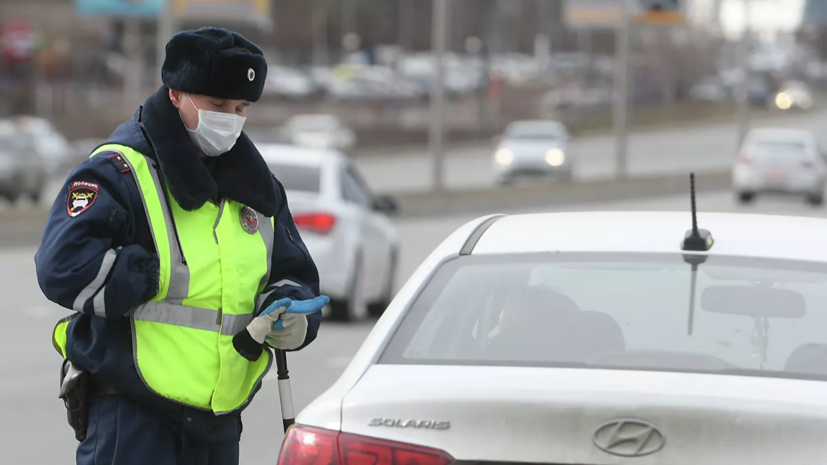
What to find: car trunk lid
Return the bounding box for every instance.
[341,365,827,465]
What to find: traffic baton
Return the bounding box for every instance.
[275,349,295,434]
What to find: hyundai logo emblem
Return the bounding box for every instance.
[592,419,665,457]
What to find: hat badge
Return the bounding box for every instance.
[247,68,255,81]
[240,206,259,234]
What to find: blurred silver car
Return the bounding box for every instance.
[264,66,319,100]
[492,120,573,185]
[0,133,47,203]
[12,116,74,175]
[733,128,827,205]
[283,114,356,152]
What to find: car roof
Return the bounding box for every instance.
[467,211,827,263]
[284,114,341,125]
[507,119,564,129]
[745,128,816,142]
[257,143,343,166]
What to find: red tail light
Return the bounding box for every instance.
[277,425,454,465]
[294,213,336,235]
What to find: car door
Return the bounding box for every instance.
[339,161,389,300]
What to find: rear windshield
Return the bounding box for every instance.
[379,252,827,382]
[269,163,321,193]
[747,137,811,159]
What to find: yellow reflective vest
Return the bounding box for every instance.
[53,144,275,414]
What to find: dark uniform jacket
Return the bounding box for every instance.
[34,87,322,445]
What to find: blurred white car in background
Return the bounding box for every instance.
[15,116,74,174]
[733,128,827,205]
[492,119,574,185]
[258,144,400,321]
[282,114,356,153]
[264,66,320,100]
[326,64,427,101]
[0,131,46,203]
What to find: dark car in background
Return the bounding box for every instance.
[748,78,772,107]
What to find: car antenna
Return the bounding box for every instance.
[682,173,712,335]
[682,173,713,252]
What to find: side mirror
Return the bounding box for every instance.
[372,195,400,216]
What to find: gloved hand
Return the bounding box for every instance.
[265,296,329,350]
[245,296,329,349]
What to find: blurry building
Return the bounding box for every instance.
[801,0,827,58]
[803,0,827,24]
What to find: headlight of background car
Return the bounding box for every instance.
[545,148,565,167]
[775,92,792,110]
[495,148,514,165]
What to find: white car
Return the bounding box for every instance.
[733,128,827,205]
[259,144,400,321]
[282,114,356,153]
[279,209,827,464]
[493,120,573,185]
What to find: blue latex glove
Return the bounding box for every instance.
[246,295,330,346]
[262,296,329,330]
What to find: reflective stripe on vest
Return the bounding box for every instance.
[53,144,277,415]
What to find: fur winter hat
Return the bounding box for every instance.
[161,27,267,102]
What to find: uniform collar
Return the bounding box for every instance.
[138,86,278,216]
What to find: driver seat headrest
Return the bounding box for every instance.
[506,286,581,321]
[784,343,827,376]
[493,286,625,360]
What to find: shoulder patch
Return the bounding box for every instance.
[106,152,131,173]
[67,181,100,218]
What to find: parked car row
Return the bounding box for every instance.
[691,74,817,113]
[263,51,620,102]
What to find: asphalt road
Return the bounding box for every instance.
[355,108,827,194]
[3,189,826,464]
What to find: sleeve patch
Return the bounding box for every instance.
[67,181,100,218]
[108,153,131,173]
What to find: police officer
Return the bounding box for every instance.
[35,27,328,465]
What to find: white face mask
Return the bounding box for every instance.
[183,94,246,157]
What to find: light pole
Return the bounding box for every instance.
[156,0,175,86]
[613,0,632,179]
[429,0,449,192]
[735,0,751,147]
